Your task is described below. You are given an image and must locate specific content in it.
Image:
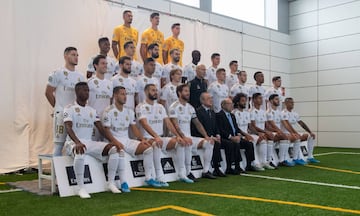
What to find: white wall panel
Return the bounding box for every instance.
[318,83,360,101]
[123,0,170,11]
[271,57,290,73]
[243,23,270,39]
[318,67,360,85]
[270,30,290,44]
[271,42,289,58]
[319,100,360,116]
[289,0,317,16]
[289,72,317,88]
[319,116,360,132]
[290,27,318,44]
[290,57,317,73]
[318,132,360,148]
[319,1,360,24]
[170,3,209,23]
[319,17,360,40]
[209,13,243,32]
[288,87,317,102]
[319,34,360,55]
[243,51,270,70]
[318,50,360,70]
[243,35,270,55]
[319,0,357,9]
[293,102,318,117]
[289,11,317,30]
[290,42,317,59]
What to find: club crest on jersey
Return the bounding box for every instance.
[119,78,123,83]
[159,109,162,114]
[145,106,150,112]
[170,109,176,115]
[125,116,129,121]
[94,79,99,86]
[170,86,174,91]
[144,78,147,83]
[114,111,118,117]
[178,106,182,112]
[63,71,68,76]
[255,110,258,114]
[107,85,110,90]
[48,76,53,82]
[217,85,220,88]
[212,68,215,72]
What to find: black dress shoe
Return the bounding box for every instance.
[187,172,199,182]
[202,171,217,179]
[225,168,235,175]
[239,169,247,174]
[213,168,226,177]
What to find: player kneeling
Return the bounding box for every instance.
[64,82,121,198]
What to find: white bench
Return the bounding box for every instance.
[38,154,56,194]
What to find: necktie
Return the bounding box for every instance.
[207,109,211,118]
[227,113,236,135]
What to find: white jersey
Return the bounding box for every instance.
[160,82,179,111]
[281,109,301,133]
[47,67,86,111]
[265,87,285,111]
[183,62,196,82]
[205,66,217,85]
[86,55,119,80]
[102,105,136,138]
[207,81,229,113]
[249,84,266,110]
[230,83,250,98]
[87,77,113,116]
[250,108,267,130]
[136,75,161,103]
[162,63,182,84]
[130,60,144,79]
[153,62,163,80]
[168,101,197,137]
[232,109,251,133]
[136,101,168,138]
[226,72,238,90]
[63,102,99,141]
[111,74,137,109]
[266,108,282,129]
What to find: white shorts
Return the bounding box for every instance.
[116,137,141,157]
[53,110,67,143]
[190,136,205,154]
[144,136,173,154]
[66,139,109,162]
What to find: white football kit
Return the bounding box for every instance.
[183,62,196,82]
[207,81,229,113]
[47,67,85,143]
[87,55,119,80]
[162,63,182,84]
[160,82,179,111]
[225,73,238,90]
[112,74,137,109]
[130,60,144,79]
[249,84,266,110]
[205,66,217,85]
[265,87,284,111]
[136,75,160,104]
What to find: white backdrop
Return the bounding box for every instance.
[0,0,246,173]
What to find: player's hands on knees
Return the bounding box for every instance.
[74,142,86,154]
[205,137,214,145]
[292,133,300,140]
[183,137,193,146]
[154,136,163,147]
[244,134,254,142]
[265,131,274,140]
[258,133,267,142]
[141,140,152,147]
[231,136,241,143]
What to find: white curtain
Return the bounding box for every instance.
[0,0,244,173]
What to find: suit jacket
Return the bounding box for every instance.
[191,106,219,137]
[215,109,242,140]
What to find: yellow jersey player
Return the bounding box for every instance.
[140,12,164,64]
[163,23,184,66]
[112,10,139,60]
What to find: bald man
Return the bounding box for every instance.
[189,64,208,109]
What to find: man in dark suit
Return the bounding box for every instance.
[192,92,226,177]
[216,98,255,174]
[189,64,208,109]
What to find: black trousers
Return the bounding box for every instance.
[220,138,241,170]
[239,139,255,169]
[211,141,222,169]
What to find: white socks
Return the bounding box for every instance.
[107,152,119,184]
[117,150,126,183]
[153,145,165,181]
[267,141,274,163]
[143,147,154,181]
[278,140,289,162]
[257,140,267,165]
[53,142,64,156]
[307,137,315,158]
[74,154,85,188]
[202,141,213,173]
[176,144,186,178]
[185,145,192,176]
[293,139,301,160]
